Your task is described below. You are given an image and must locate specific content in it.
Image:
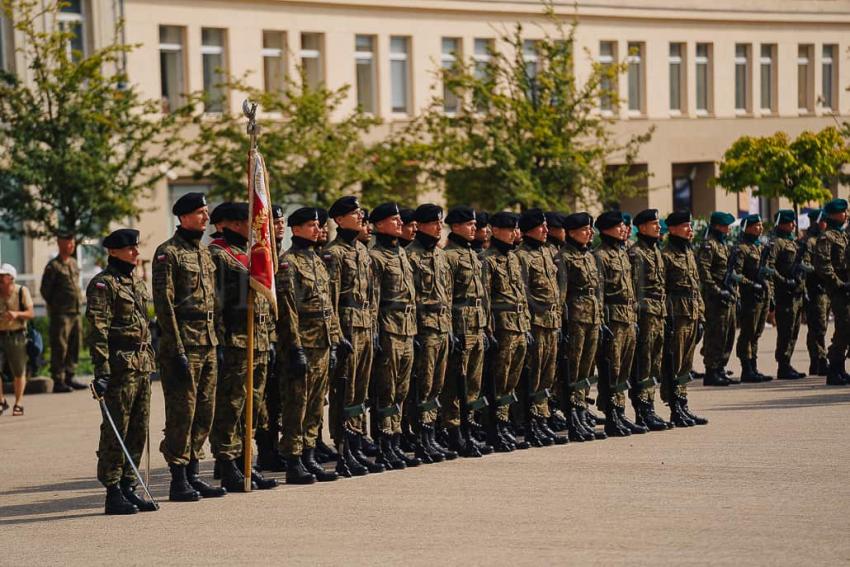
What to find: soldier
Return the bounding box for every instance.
[481,212,531,451]
[324,196,386,476]
[558,212,605,441]
[88,229,157,515]
[369,202,421,469]
[771,210,809,380]
[153,193,223,502]
[209,202,234,239]
[622,213,635,251]
[359,208,372,244]
[813,198,850,385]
[208,202,278,492]
[316,208,330,247]
[472,211,491,252]
[398,208,417,248]
[278,207,347,482]
[735,214,775,383]
[593,211,645,437]
[406,204,457,462]
[442,206,494,455]
[544,212,566,259]
[41,232,86,392]
[696,212,737,386]
[661,211,708,427]
[86,229,158,514]
[803,208,830,375]
[627,209,670,431]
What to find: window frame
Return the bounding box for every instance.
[821,44,838,112]
[354,34,378,114]
[158,25,186,114]
[759,44,776,113]
[797,44,814,114]
[300,32,325,90]
[626,41,645,116]
[668,42,685,116]
[261,30,287,95]
[201,27,228,114]
[734,43,751,115]
[57,0,88,60]
[695,42,713,116]
[389,35,412,115]
[598,40,617,115]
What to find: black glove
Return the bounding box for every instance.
[752,282,764,292]
[329,345,338,372]
[449,333,461,354]
[215,346,224,368]
[337,337,353,357]
[484,333,498,352]
[600,324,614,340]
[372,332,382,355]
[718,289,733,303]
[92,375,110,398]
[842,281,850,292]
[526,331,536,347]
[267,347,277,371]
[289,346,308,376]
[413,336,422,350]
[174,353,191,381]
[696,319,705,344]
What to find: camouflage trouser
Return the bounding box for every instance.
[412,331,450,425]
[159,346,217,466]
[805,292,830,363]
[526,327,558,418]
[596,321,636,412]
[702,295,736,370]
[97,370,150,487]
[631,312,664,405]
[281,346,329,456]
[256,347,281,452]
[209,347,268,461]
[566,320,599,409]
[775,292,803,365]
[661,316,698,403]
[491,330,526,422]
[373,332,414,435]
[329,327,373,442]
[827,292,850,366]
[49,313,80,383]
[736,294,768,361]
[441,333,484,428]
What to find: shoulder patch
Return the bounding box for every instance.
[322,253,333,262]
[157,254,167,262]
[280,262,290,270]
[95,282,107,289]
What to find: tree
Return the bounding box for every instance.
[187,72,380,209]
[0,0,185,242]
[714,128,850,219]
[379,6,652,211]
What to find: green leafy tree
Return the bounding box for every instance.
[0,0,185,241]
[187,72,379,209]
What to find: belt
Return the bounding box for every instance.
[452,298,482,309]
[340,297,370,310]
[178,311,215,322]
[380,301,415,313]
[605,299,634,306]
[491,302,524,313]
[299,308,333,320]
[567,288,595,298]
[668,290,698,298]
[418,304,449,315]
[528,302,556,314]
[110,337,153,352]
[640,293,664,301]
[0,329,25,336]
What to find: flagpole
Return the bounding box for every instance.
[243,99,259,492]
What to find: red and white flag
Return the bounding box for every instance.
[247,148,277,315]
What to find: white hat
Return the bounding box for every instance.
[0,263,17,279]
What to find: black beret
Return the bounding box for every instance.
[329,196,360,219]
[594,210,624,231]
[545,212,566,229]
[288,207,319,227]
[476,211,490,227]
[490,211,518,229]
[272,204,285,220]
[370,202,400,224]
[56,230,75,239]
[665,210,692,227]
[633,209,659,226]
[103,228,140,249]
[172,192,207,216]
[518,208,546,232]
[563,212,593,230]
[399,208,416,225]
[317,208,328,227]
[414,204,443,224]
[210,202,233,225]
[228,202,249,222]
[445,206,476,225]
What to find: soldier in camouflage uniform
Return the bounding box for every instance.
[770,210,809,380]
[734,214,776,383]
[41,233,85,392]
[208,202,277,492]
[813,198,850,385]
[803,209,830,375]
[152,193,222,502]
[277,207,346,482]
[369,202,421,469]
[88,229,157,515]
[398,208,417,248]
[627,209,670,431]
[696,212,737,386]
[405,204,458,462]
[515,208,567,446]
[443,206,494,456]
[481,212,531,451]
[622,213,635,251]
[593,210,645,437]
[472,211,491,253]
[661,211,708,427]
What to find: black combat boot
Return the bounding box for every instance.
[577,407,607,440]
[413,429,435,465]
[777,362,805,380]
[187,459,226,498]
[234,455,278,490]
[377,435,405,470]
[119,479,158,512]
[751,358,772,381]
[391,433,422,467]
[649,400,673,429]
[636,400,669,432]
[338,436,369,477]
[678,396,708,425]
[285,455,316,484]
[538,416,568,445]
[256,429,287,472]
[351,432,386,473]
[427,426,458,460]
[105,484,138,515]
[548,408,568,432]
[301,448,339,482]
[314,428,338,463]
[724,368,741,384]
[816,358,830,376]
[617,406,648,434]
[825,360,849,386]
[419,425,445,462]
[668,398,695,427]
[739,359,763,383]
[603,407,630,437]
[168,463,201,502]
[566,408,594,442]
[522,418,545,448]
[584,406,604,426]
[361,435,379,458]
[703,367,731,386]
[218,458,251,493]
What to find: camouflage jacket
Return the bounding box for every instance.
[370,236,417,337]
[558,239,602,326]
[814,224,849,294]
[628,235,667,317]
[803,228,827,295]
[407,236,452,334]
[40,256,82,315]
[481,240,530,334]
[593,236,636,325]
[662,235,704,320]
[771,230,807,296]
[515,238,561,330]
[735,235,775,302]
[445,234,488,336]
[696,231,732,299]
[324,230,373,333]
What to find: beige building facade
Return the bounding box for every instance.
[1,0,849,298]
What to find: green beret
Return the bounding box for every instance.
[774,209,796,224]
[621,212,632,226]
[824,198,848,214]
[742,213,762,228]
[806,208,822,222]
[709,211,735,226]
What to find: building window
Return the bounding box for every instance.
[798,44,814,113]
[822,44,837,111]
[159,25,185,114]
[0,14,8,72]
[354,35,377,114]
[300,33,324,90]
[599,41,617,113]
[201,28,227,113]
[673,176,692,211]
[262,31,287,94]
[734,44,751,114]
[695,43,712,115]
[669,43,684,114]
[760,44,776,112]
[442,37,461,113]
[390,36,410,114]
[58,0,87,61]
[627,42,644,115]
[523,39,539,101]
[473,38,493,110]
[0,230,24,275]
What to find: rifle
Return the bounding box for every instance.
[788,239,814,299]
[722,244,743,297]
[754,239,775,294]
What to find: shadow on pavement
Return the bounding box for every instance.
[710,390,850,411]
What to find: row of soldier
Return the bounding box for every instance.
[86,192,850,515]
